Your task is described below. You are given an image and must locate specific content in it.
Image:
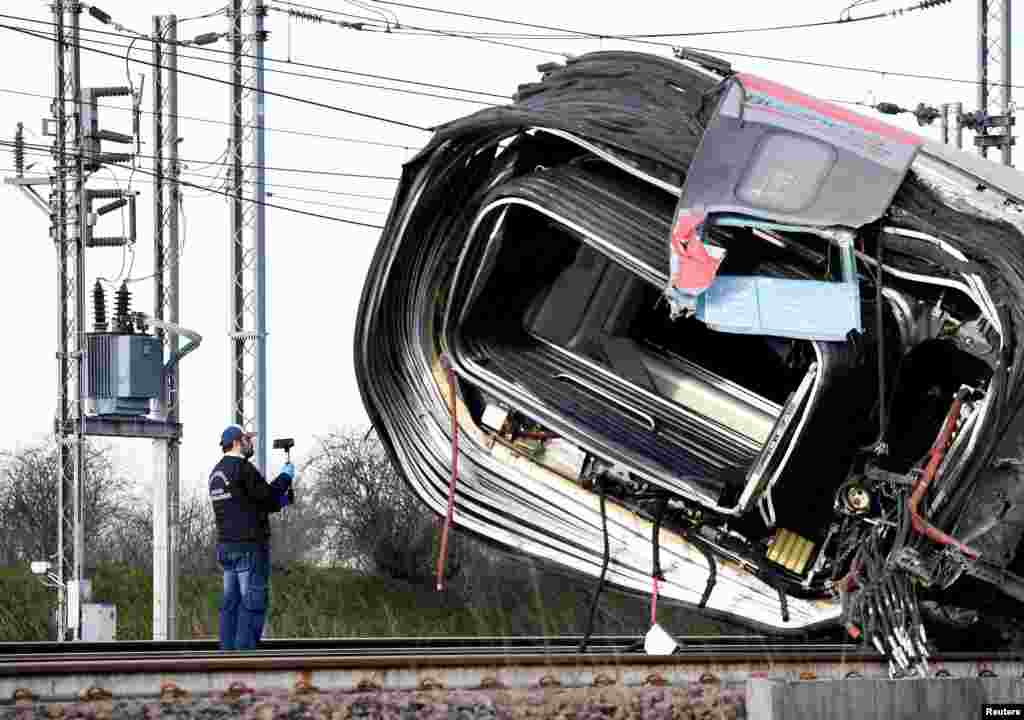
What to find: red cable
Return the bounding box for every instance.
[650,576,660,626]
[908,391,979,559]
[436,356,459,591]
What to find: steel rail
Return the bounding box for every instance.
[3,635,645,655]
[3,646,884,678]
[5,634,835,656]
[1,636,858,660]
[9,646,1024,680]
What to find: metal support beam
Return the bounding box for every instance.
[71,6,87,638]
[166,14,182,644]
[977,0,1013,165]
[229,0,267,475]
[7,1,185,644]
[229,0,245,443]
[50,0,87,642]
[83,416,182,439]
[254,0,268,478]
[51,0,71,643]
[953,103,964,150]
[998,0,1011,167]
[941,103,965,150]
[152,14,181,642]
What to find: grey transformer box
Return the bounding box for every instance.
[86,333,162,416]
[85,281,163,417]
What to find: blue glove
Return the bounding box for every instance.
[282,462,295,479]
[278,488,292,509]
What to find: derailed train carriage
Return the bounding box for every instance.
[354,51,1024,670]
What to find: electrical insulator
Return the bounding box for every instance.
[115,282,133,334]
[913,103,941,127]
[92,280,108,332]
[88,6,112,24]
[192,32,221,46]
[13,122,23,175]
[874,102,904,116]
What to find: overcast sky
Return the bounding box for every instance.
[0,0,1018,503]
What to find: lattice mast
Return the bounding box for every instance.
[151,14,182,641]
[976,0,1013,164]
[51,0,86,642]
[228,0,268,475]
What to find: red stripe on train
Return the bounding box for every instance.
[736,73,922,147]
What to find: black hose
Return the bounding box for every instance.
[578,478,610,654]
[876,232,888,448]
[692,534,718,609]
[861,229,889,454]
[651,495,669,581]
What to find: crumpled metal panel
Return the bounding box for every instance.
[354,48,1024,645]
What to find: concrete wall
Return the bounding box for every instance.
[749,677,1024,720]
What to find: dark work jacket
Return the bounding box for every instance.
[209,455,292,545]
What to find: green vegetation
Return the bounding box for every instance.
[0,430,742,643]
[2,561,736,642]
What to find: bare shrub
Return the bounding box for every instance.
[304,427,465,585]
[0,440,130,568]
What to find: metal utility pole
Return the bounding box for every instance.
[976,0,1014,164]
[254,0,268,481]
[228,0,268,475]
[7,1,192,643]
[152,14,182,641]
[49,0,87,642]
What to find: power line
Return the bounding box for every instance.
[1,141,385,229]
[0,21,432,132]
[677,44,1024,91]
[172,170,394,200]
[0,85,418,150]
[0,143,399,183]
[79,159,396,200]
[357,0,949,42]
[273,1,1021,92]
[319,0,948,39]
[262,191,387,214]
[273,3,568,56]
[46,22,500,106]
[323,0,946,44]
[280,0,662,44]
[356,24,569,56]
[0,140,400,180]
[1,137,399,179]
[0,11,511,101]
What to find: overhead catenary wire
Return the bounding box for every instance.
[0,141,385,229]
[0,84,417,150]
[166,169,394,200]
[337,2,947,39]
[338,0,950,42]
[272,3,568,57]
[261,192,387,214]
[353,25,569,56]
[0,22,432,132]
[0,11,511,101]
[0,137,400,180]
[279,0,1019,92]
[61,23,501,105]
[18,5,1004,100]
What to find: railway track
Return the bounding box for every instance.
[3,637,1022,719]
[1,633,839,657]
[4,636,1020,678]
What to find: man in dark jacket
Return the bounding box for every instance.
[209,424,295,650]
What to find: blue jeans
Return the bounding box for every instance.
[217,544,270,650]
